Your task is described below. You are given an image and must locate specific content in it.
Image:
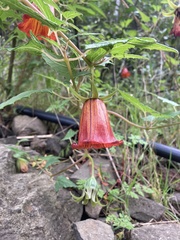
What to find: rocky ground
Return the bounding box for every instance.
[0,114,179,240]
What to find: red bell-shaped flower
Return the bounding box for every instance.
[72,99,123,150]
[18,14,56,41]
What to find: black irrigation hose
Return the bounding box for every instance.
[16,106,180,163]
[151,142,180,163]
[16,105,79,130]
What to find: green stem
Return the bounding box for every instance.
[64,53,78,92]
[57,31,92,67]
[85,150,95,177]
[108,110,180,130]
[20,0,45,18]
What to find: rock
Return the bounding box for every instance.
[85,202,102,219]
[12,115,47,136]
[30,136,47,153]
[0,136,17,144]
[73,219,115,240]
[70,157,116,184]
[45,136,71,157]
[0,144,83,240]
[169,192,180,213]
[130,223,180,240]
[129,196,165,222]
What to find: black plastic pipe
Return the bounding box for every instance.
[151,142,180,163]
[15,106,180,163]
[16,105,79,130]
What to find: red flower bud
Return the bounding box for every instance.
[18,14,56,41]
[72,99,123,150]
[120,67,131,78]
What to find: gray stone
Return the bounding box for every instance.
[73,219,115,240]
[70,157,115,184]
[12,115,47,136]
[0,144,83,240]
[85,202,102,219]
[129,196,165,222]
[130,223,180,240]
[169,192,180,213]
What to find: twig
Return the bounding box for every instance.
[134,220,179,227]
[106,148,122,184]
[16,134,53,140]
[51,155,85,177]
[69,156,79,170]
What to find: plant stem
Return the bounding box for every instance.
[6,36,16,96]
[85,150,95,177]
[57,31,92,67]
[108,110,180,130]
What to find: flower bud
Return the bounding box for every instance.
[16,158,28,173]
[120,67,131,78]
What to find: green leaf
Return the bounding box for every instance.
[138,9,150,22]
[86,48,107,63]
[85,37,178,55]
[62,11,82,20]
[0,89,52,110]
[62,129,78,141]
[43,155,60,168]
[85,39,129,50]
[55,175,77,192]
[73,4,96,15]
[119,90,158,115]
[134,183,144,197]
[156,96,179,107]
[2,0,64,29]
[141,43,178,54]
[142,185,154,194]
[88,2,106,18]
[143,111,180,122]
[106,213,134,230]
[42,51,77,80]
[15,38,44,54]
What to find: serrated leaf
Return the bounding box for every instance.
[43,155,60,168]
[42,51,78,80]
[55,175,77,192]
[141,42,178,54]
[88,2,106,18]
[119,90,158,115]
[85,37,178,55]
[2,0,64,29]
[86,48,107,63]
[156,96,179,106]
[142,186,154,194]
[85,39,129,50]
[143,111,180,121]
[114,53,148,60]
[15,38,44,54]
[0,89,52,110]
[62,129,78,141]
[73,4,95,15]
[138,9,150,22]
[62,11,82,20]
[134,183,144,196]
